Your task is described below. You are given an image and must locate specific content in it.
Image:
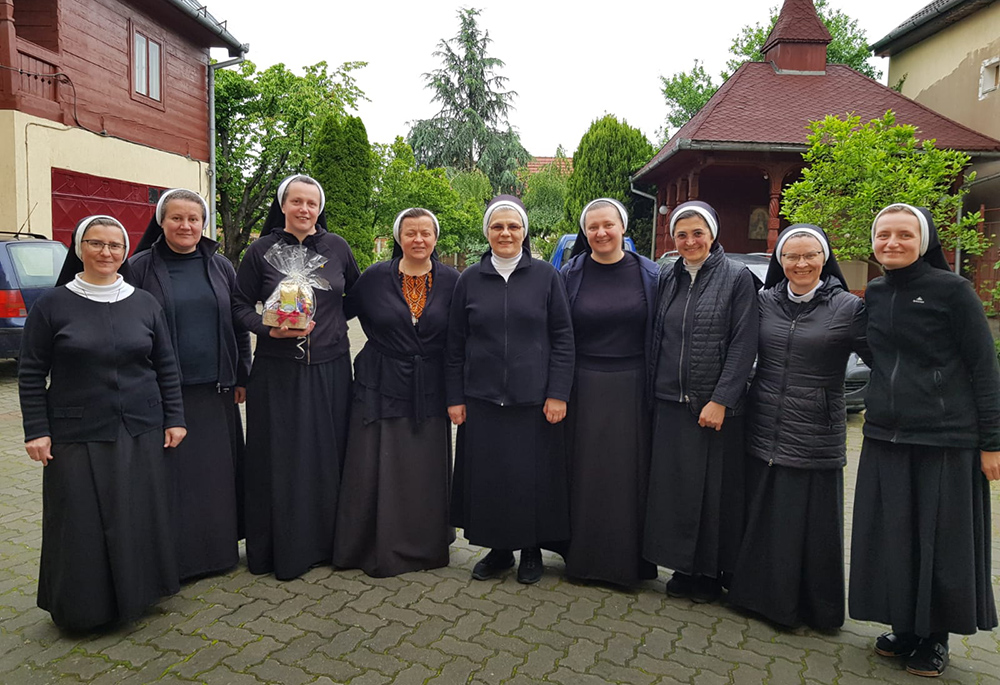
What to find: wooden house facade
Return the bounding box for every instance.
[0,0,244,248]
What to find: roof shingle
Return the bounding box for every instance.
[762,0,831,52]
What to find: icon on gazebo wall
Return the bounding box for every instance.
[748,207,769,241]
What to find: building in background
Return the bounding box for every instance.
[0,0,244,249]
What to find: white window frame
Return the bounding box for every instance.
[980,56,999,99]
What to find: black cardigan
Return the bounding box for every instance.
[233,228,360,365]
[127,236,251,388]
[445,248,575,407]
[19,287,186,443]
[345,258,460,422]
[864,259,1000,451]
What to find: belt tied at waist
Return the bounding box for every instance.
[364,340,441,424]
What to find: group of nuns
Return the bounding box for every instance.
[18,175,999,678]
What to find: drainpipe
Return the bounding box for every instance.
[208,48,248,240]
[630,182,658,259]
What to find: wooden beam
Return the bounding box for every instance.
[0,0,17,100]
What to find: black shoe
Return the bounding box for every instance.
[906,640,948,677]
[665,572,695,598]
[874,631,921,658]
[517,547,543,584]
[471,549,514,580]
[691,575,723,604]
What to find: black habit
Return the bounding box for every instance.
[128,235,251,581]
[333,258,460,577]
[233,227,360,581]
[560,250,659,585]
[19,287,184,629]
[445,247,575,550]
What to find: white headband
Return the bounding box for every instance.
[871,203,929,256]
[776,227,830,264]
[669,205,718,239]
[277,174,326,213]
[579,198,629,232]
[156,189,209,225]
[75,215,129,259]
[482,201,529,239]
[393,208,440,243]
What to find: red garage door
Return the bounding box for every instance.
[51,169,168,255]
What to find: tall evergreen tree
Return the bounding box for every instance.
[407,7,529,194]
[311,114,375,268]
[565,116,656,257]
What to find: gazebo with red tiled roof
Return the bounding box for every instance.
[633,0,1000,257]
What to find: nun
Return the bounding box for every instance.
[19,215,185,630]
[849,204,999,677]
[727,224,869,630]
[127,188,251,581]
[333,208,460,577]
[559,198,659,586]
[643,200,758,604]
[232,174,360,581]
[446,195,575,584]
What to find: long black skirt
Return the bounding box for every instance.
[244,354,351,581]
[38,424,178,630]
[849,438,997,636]
[451,398,570,550]
[728,458,844,629]
[333,399,453,577]
[564,365,656,585]
[643,399,745,578]
[169,384,243,581]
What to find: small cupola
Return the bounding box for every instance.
[761,0,831,74]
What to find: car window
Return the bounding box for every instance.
[7,242,68,288]
[561,239,575,265]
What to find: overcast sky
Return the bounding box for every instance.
[205,0,931,156]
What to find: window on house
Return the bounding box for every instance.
[133,29,162,101]
[980,58,1000,99]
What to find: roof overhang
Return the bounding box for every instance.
[632,140,809,184]
[870,0,993,57]
[163,0,247,57]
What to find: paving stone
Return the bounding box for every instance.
[101,639,163,667]
[476,651,525,684]
[446,610,491,641]
[319,625,369,659]
[426,655,478,684]
[361,621,412,652]
[547,666,624,685]
[558,637,602,673]
[389,642,452,670]
[248,659,314,685]
[511,624,575,651]
[484,605,529,634]
[766,657,805,684]
[472,631,535,658]
[297,652,363,681]
[271,631,328,665]
[199,665,266,685]
[196,621,260,647]
[242,616,305,642]
[346,669,391,685]
[627,654,697,681]
[50,652,114,680]
[221,636,282,671]
[802,650,839,683]
[589,660,659,685]
[730,663,770,685]
[516,645,562,679]
[1,663,63,685]
[219,599,276,627]
[404,615,451,647]
[668,647,735,678]
[343,647,407,676]
[150,628,210,655]
[599,633,640,666]
[171,640,238,679]
[391,663,437,685]
[287,611,345,639]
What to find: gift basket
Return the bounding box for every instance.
[261,243,331,329]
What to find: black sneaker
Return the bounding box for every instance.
[906,640,948,677]
[665,572,695,598]
[517,547,543,584]
[471,549,514,580]
[691,575,723,604]
[874,631,921,658]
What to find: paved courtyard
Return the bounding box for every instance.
[1,321,999,684]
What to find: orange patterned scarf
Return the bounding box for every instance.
[400,271,433,324]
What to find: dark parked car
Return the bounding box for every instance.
[0,233,68,359]
[656,250,870,412]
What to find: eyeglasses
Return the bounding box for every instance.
[780,251,823,264]
[488,223,523,233]
[81,240,127,254]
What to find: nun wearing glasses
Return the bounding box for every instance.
[333,208,460,577]
[233,174,361,581]
[128,188,251,582]
[727,224,869,631]
[559,198,659,586]
[19,215,185,629]
[446,195,575,585]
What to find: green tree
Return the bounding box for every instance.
[407,7,530,194]
[565,115,656,258]
[660,0,881,136]
[781,111,986,264]
[369,138,485,260]
[311,115,375,269]
[522,148,574,258]
[214,59,366,266]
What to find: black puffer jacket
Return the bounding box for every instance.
[651,243,759,415]
[864,259,1000,451]
[746,278,869,469]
